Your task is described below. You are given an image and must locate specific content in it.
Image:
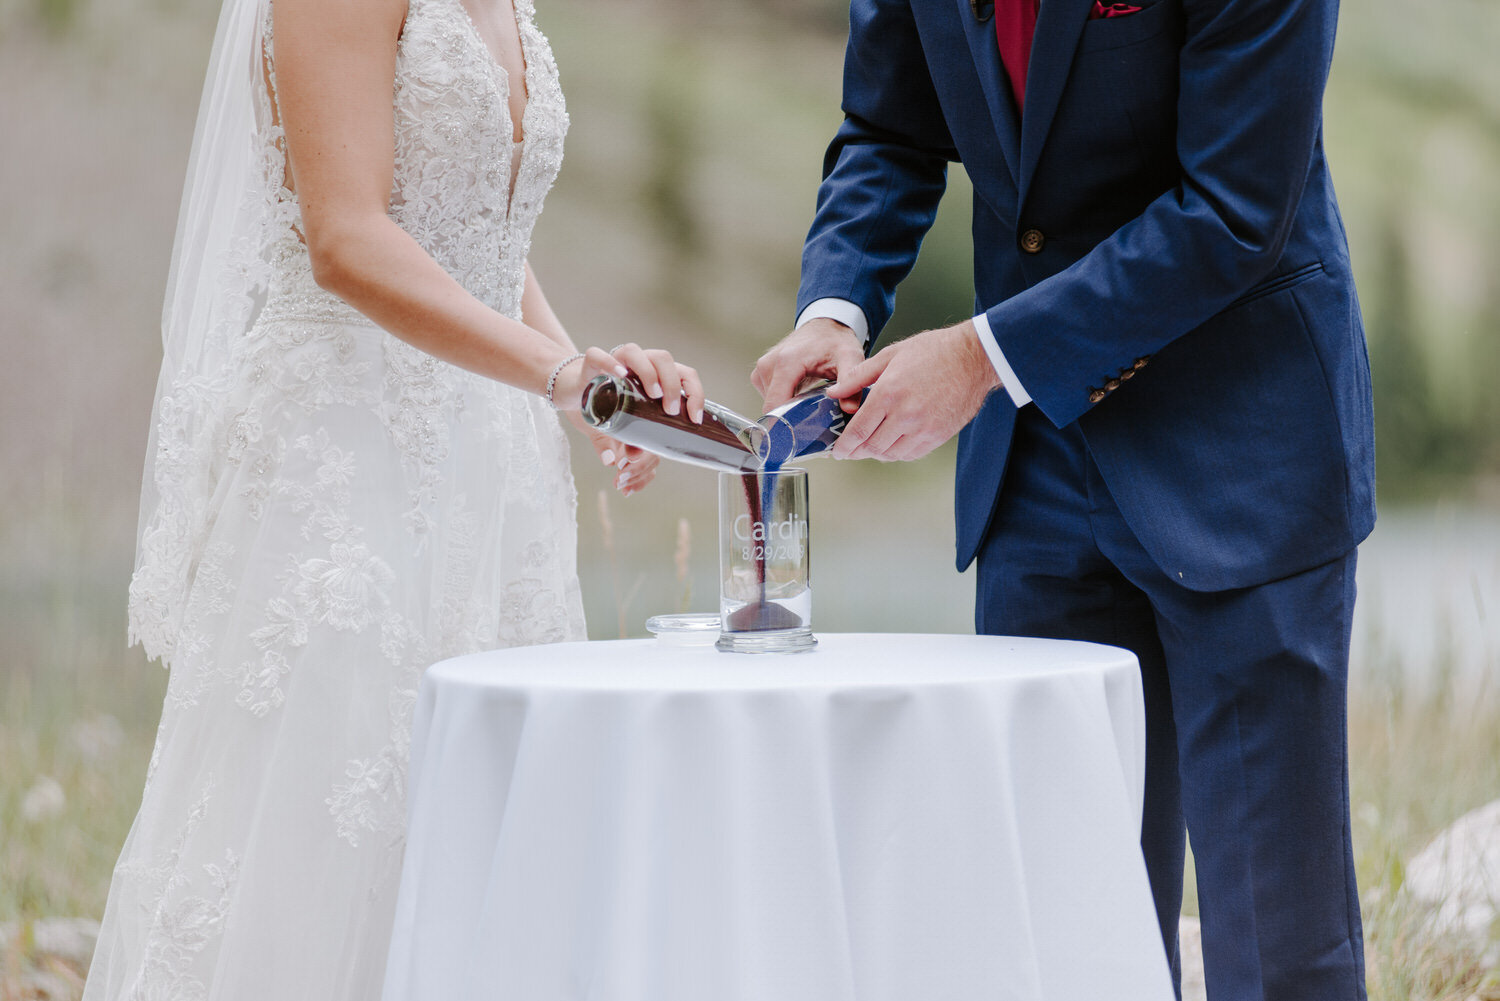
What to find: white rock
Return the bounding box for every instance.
[0,917,99,1000]
[14,968,79,1000]
[1405,798,1500,958]
[1179,915,1207,1001]
[20,776,66,823]
[31,918,100,966]
[69,713,124,760]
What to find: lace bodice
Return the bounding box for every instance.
[129,0,575,665]
[259,0,569,328]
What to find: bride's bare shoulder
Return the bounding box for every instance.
[272,0,409,50]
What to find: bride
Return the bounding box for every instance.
[85,0,703,996]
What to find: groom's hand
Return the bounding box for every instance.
[825,320,1001,462]
[752,318,866,410]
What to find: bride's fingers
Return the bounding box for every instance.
[675,364,705,424]
[582,346,627,381]
[617,447,658,474]
[643,349,683,417]
[610,343,662,399]
[615,451,659,495]
[595,434,625,467]
[603,344,703,423]
[615,456,657,495]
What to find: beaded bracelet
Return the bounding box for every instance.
[544,352,586,410]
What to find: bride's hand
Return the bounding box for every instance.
[605,343,707,424]
[550,343,700,497]
[563,411,662,497]
[549,345,705,423]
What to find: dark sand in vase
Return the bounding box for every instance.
[724,471,804,633]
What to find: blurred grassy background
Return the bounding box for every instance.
[1,0,1498,996]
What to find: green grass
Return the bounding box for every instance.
[1,547,164,926]
[1351,673,1500,1001]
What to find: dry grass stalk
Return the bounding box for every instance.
[674,517,692,612]
[595,489,644,638]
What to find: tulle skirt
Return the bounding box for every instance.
[89,316,586,1000]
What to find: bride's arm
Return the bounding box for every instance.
[520,261,574,351]
[524,261,666,495]
[521,262,687,418]
[272,0,702,417]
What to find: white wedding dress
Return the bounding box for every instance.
[87,0,582,997]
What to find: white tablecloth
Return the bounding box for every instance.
[382,633,1174,1001]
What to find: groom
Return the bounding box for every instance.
[754,0,1374,996]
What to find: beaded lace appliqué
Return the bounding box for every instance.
[128,0,571,664]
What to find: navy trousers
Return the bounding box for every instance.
[975,406,1367,1001]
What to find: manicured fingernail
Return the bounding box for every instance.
[617,456,630,469]
[600,449,615,465]
[648,383,663,398]
[614,365,628,376]
[665,397,680,415]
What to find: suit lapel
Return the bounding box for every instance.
[1018,0,1092,202]
[954,0,1021,187]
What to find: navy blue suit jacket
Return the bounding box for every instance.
[798,0,1376,591]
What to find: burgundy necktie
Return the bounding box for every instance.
[995,0,1039,110]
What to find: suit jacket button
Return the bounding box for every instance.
[1020,228,1045,254]
[1088,388,1106,404]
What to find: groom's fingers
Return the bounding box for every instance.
[753,319,863,408]
[832,408,875,458]
[847,397,957,463]
[829,354,892,459]
[826,351,888,400]
[833,393,891,459]
[755,348,811,411]
[836,413,906,461]
[751,332,805,403]
[867,420,911,461]
[886,429,940,463]
[846,410,907,461]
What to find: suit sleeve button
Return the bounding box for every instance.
[1020,228,1045,254]
[1105,378,1121,391]
[1088,388,1106,404]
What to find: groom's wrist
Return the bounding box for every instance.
[972,313,1031,408]
[795,298,870,349]
[951,320,1002,392]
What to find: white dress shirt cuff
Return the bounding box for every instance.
[973,312,1032,409]
[795,298,871,349]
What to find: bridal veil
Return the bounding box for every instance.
[131,0,282,662]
